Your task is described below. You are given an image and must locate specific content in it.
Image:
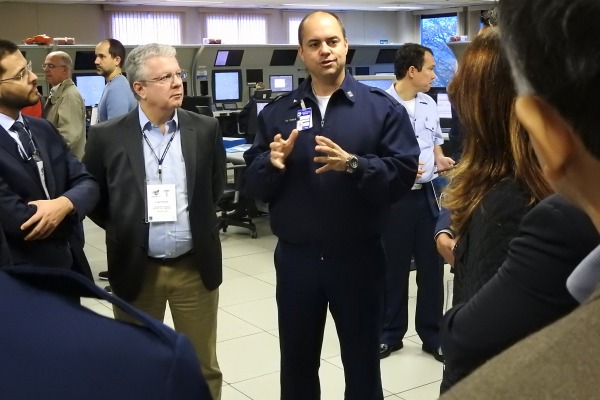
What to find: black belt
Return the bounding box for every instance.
[148,251,193,265]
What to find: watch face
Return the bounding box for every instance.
[349,157,359,168]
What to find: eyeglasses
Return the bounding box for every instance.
[41,63,67,70]
[140,70,187,84]
[0,60,32,83]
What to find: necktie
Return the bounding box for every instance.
[12,121,35,160]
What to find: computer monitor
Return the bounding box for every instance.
[375,49,397,64]
[253,89,271,100]
[211,70,242,103]
[269,75,293,93]
[435,92,453,119]
[73,74,105,107]
[74,51,97,71]
[256,100,269,117]
[354,75,395,91]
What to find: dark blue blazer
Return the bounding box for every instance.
[0,265,211,400]
[440,195,600,391]
[0,115,98,277]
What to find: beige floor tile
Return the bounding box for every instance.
[218,276,275,307]
[218,332,280,383]
[222,297,278,331]
[224,251,274,275]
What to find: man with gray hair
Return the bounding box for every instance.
[43,51,86,159]
[83,43,226,399]
[441,0,600,398]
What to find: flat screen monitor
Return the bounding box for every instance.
[246,68,263,85]
[74,51,97,70]
[211,70,242,103]
[435,92,453,119]
[355,75,394,91]
[253,89,271,100]
[375,49,397,64]
[74,74,105,107]
[269,75,293,92]
[214,50,244,67]
[270,50,297,66]
[256,100,269,117]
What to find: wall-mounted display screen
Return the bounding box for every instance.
[270,49,297,66]
[375,49,397,64]
[346,48,356,64]
[214,50,244,67]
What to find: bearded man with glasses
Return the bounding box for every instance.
[83,43,226,400]
[43,51,86,160]
[0,39,98,278]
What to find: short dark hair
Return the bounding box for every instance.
[104,38,127,68]
[500,0,600,160]
[298,11,346,46]
[393,43,433,80]
[0,39,19,76]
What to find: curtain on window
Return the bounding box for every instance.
[286,15,304,44]
[110,11,182,45]
[205,13,267,44]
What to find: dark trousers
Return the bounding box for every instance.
[275,239,385,400]
[381,186,444,349]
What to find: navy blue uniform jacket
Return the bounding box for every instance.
[242,74,419,247]
[0,115,98,278]
[0,264,211,400]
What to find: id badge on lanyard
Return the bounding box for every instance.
[33,151,50,200]
[146,182,177,223]
[297,100,313,131]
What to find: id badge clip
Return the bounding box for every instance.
[297,107,313,131]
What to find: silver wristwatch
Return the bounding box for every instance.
[345,154,359,174]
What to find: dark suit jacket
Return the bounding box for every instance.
[440,195,600,391]
[84,108,226,302]
[0,115,98,278]
[452,179,534,304]
[0,265,211,400]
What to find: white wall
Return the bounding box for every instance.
[0,2,420,46]
[0,2,106,45]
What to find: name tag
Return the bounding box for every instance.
[146,183,177,222]
[296,108,313,131]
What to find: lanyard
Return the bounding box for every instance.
[142,128,177,182]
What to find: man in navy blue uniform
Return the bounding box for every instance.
[243,11,419,400]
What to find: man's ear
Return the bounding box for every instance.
[516,95,576,180]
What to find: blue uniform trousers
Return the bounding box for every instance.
[275,238,385,400]
[381,185,444,349]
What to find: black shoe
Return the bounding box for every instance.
[379,342,403,359]
[104,285,112,293]
[99,271,109,281]
[422,345,444,363]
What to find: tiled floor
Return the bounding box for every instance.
[83,216,453,400]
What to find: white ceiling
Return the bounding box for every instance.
[6,0,498,12]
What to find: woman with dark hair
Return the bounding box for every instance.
[442,28,551,306]
[439,28,600,392]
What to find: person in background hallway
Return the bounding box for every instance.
[93,38,137,286]
[441,29,552,307]
[440,1,600,397]
[243,11,419,400]
[83,43,226,400]
[94,38,137,123]
[43,51,86,159]
[0,39,98,278]
[379,43,454,362]
[438,29,597,392]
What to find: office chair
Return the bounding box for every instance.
[196,106,214,117]
[218,164,258,238]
